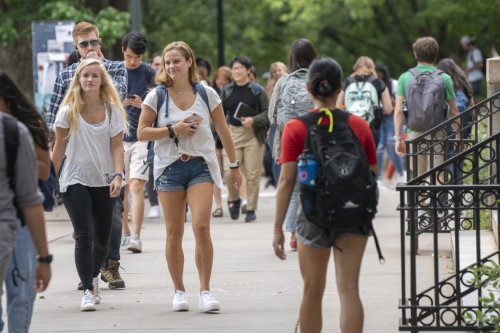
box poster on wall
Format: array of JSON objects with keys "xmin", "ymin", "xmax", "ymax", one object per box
[{"xmin": 32, "ymin": 20, "xmax": 75, "ymax": 115}]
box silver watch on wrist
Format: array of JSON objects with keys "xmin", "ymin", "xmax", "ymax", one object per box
[{"xmin": 229, "ymin": 160, "xmax": 240, "ymax": 169}]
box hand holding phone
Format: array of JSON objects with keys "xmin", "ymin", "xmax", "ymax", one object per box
[
  {"xmin": 127, "ymin": 94, "xmax": 135, "ymax": 100},
  {"xmin": 184, "ymin": 113, "xmax": 203, "ymax": 128}
]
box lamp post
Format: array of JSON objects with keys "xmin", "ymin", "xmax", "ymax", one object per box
[
  {"xmin": 130, "ymin": 0, "xmax": 141, "ymax": 32},
  {"xmin": 217, "ymin": 0, "xmax": 225, "ymax": 66}
]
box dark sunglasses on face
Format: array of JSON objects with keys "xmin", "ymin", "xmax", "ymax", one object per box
[{"xmin": 78, "ymin": 39, "xmax": 100, "ymax": 49}]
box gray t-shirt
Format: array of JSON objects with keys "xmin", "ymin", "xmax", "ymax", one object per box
[
  {"xmin": 54, "ymin": 104, "xmax": 127, "ymax": 193},
  {"xmin": 0, "ymin": 113, "xmax": 43, "ymax": 258}
]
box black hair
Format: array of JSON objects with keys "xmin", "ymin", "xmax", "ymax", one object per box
[
  {"xmin": 288, "ymin": 38, "xmax": 318, "ymax": 72},
  {"xmin": 307, "ymin": 57, "xmax": 343, "ymax": 100},
  {"xmin": 0, "ymin": 70, "xmax": 49, "ymax": 150},
  {"xmin": 375, "ymin": 63, "xmax": 393, "ymax": 95},
  {"xmin": 230, "ymin": 55, "xmax": 252, "ymax": 70},
  {"xmin": 250, "ymin": 65, "xmax": 257, "ymax": 78},
  {"xmin": 195, "ymin": 56, "xmax": 212, "ymax": 76},
  {"xmin": 67, "ymin": 50, "xmax": 80, "ymax": 67},
  {"xmin": 122, "ymin": 31, "xmax": 147, "ymax": 55}
]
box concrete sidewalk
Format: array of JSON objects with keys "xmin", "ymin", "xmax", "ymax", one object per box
[{"xmin": 21, "ymin": 186, "xmax": 416, "ymax": 332}]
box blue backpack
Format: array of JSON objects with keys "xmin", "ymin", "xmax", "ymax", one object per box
[{"xmin": 143, "ymin": 83, "xmax": 210, "ymax": 173}]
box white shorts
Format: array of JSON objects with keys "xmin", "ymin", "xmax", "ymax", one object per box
[{"xmin": 124, "ymin": 141, "xmax": 149, "ymax": 182}]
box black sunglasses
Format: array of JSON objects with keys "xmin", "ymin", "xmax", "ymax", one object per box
[{"xmin": 78, "ymin": 39, "xmax": 100, "ymax": 48}]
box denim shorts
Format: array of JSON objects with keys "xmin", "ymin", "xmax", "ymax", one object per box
[
  {"xmin": 155, "ymin": 157, "xmax": 213, "ymax": 192},
  {"xmin": 296, "ymin": 210, "xmax": 371, "ymax": 249}
]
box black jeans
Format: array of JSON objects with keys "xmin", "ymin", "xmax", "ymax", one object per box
[{"xmin": 63, "ymin": 184, "xmax": 115, "ymax": 291}]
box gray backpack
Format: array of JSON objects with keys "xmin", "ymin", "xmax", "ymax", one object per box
[
  {"xmin": 272, "ymin": 68, "xmax": 313, "ymax": 160},
  {"xmin": 405, "ymin": 67, "xmax": 446, "ymax": 132},
  {"xmin": 276, "ymin": 68, "xmax": 313, "ymax": 129}
]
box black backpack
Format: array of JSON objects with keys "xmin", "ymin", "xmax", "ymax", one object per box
[{"xmin": 298, "ymin": 108, "xmax": 383, "ymax": 261}]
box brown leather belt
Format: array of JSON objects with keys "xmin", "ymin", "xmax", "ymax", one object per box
[{"xmin": 179, "ymin": 154, "xmax": 200, "ymax": 162}]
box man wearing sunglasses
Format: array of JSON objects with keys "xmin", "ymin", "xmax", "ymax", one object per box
[
  {"xmin": 45, "ymin": 21, "xmax": 127, "ymax": 133},
  {"xmin": 44, "ymin": 21, "xmax": 128, "ymax": 293}
]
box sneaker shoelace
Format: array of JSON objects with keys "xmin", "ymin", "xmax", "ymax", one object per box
[{"xmin": 201, "ymin": 291, "xmax": 216, "ymax": 303}]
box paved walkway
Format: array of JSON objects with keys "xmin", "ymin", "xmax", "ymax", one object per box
[{"xmin": 12, "ymin": 184, "xmax": 423, "ymax": 332}]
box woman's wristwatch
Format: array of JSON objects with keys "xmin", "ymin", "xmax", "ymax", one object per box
[
  {"xmin": 229, "ymin": 160, "xmax": 240, "ymax": 169},
  {"xmin": 37, "ymin": 254, "xmax": 53, "ymax": 264},
  {"xmin": 114, "ymin": 172, "xmax": 124, "ymax": 179}
]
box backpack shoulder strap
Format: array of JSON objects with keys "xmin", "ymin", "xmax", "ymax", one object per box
[
  {"xmin": 153, "ymin": 84, "xmax": 168, "ymax": 127},
  {"xmin": 3, "ymin": 115, "xmax": 19, "ymax": 190},
  {"xmin": 223, "ymin": 82, "xmax": 235, "ymax": 99},
  {"xmin": 250, "ymin": 82, "xmax": 261, "ymax": 95},
  {"xmin": 194, "ymin": 83, "xmax": 210, "ymax": 110},
  {"xmin": 409, "ymin": 67, "xmax": 421, "ymax": 77},
  {"xmin": 3, "ymin": 115, "xmax": 23, "ymax": 222}
]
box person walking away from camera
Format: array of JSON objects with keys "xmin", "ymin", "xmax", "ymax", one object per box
[
  {"xmin": 336, "ymin": 56, "xmax": 393, "ymax": 145},
  {"xmin": 0, "ymin": 71, "xmax": 52, "ymax": 333},
  {"xmin": 394, "ymin": 37, "xmax": 458, "ymax": 180},
  {"xmin": 51, "ymin": 59, "xmax": 128, "ymax": 311},
  {"xmin": 210, "ymin": 66, "xmax": 233, "ymax": 218},
  {"xmin": 436, "ymin": 58, "xmax": 474, "ymax": 139},
  {"xmin": 45, "ymin": 21, "xmax": 128, "ymax": 292},
  {"xmin": 273, "ymin": 57, "xmax": 377, "ymax": 333},
  {"xmin": 263, "ymin": 61, "xmax": 287, "ymax": 189},
  {"xmin": 374, "ymin": 63, "xmax": 406, "ymax": 187},
  {"xmin": 137, "ymin": 41, "xmax": 242, "ymax": 312},
  {"xmin": 268, "ymin": 38, "xmax": 318, "ymax": 250},
  {"xmin": 221, "ymin": 55, "xmax": 269, "ymax": 222},
  {"xmin": 120, "ymin": 32, "xmax": 156, "ymax": 255},
  {"xmin": 460, "ymin": 35, "xmax": 484, "ymax": 98}
]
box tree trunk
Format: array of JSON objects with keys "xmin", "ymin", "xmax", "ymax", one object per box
[{"xmin": 0, "ymin": 42, "xmax": 35, "ymax": 102}]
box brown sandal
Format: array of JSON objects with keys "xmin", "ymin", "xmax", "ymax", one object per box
[{"xmin": 212, "ymin": 208, "xmax": 223, "ymax": 218}]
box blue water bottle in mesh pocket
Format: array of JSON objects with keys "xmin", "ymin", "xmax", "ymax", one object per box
[{"xmin": 297, "ymin": 151, "xmax": 317, "ymax": 187}]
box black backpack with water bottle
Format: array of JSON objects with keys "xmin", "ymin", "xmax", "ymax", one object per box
[{"xmin": 297, "ymin": 108, "xmax": 383, "ymax": 260}]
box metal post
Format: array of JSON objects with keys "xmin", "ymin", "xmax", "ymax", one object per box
[
  {"xmin": 130, "ymin": 0, "xmax": 141, "ymax": 32},
  {"xmin": 217, "ymin": 0, "xmax": 225, "ymax": 66}
]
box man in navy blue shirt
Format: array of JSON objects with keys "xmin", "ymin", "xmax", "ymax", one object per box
[{"xmin": 118, "ymin": 32, "xmax": 156, "ymax": 258}]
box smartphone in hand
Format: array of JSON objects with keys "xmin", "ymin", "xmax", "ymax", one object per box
[
  {"xmin": 126, "ymin": 94, "xmax": 135, "ymax": 99},
  {"xmin": 185, "ymin": 113, "xmax": 203, "ymax": 128}
]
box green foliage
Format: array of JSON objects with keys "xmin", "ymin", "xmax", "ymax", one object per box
[
  {"xmin": 463, "ymin": 262, "xmax": 500, "ymax": 332},
  {"xmin": 0, "ymin": 0, "xmax": 129, "ymax": 49}
]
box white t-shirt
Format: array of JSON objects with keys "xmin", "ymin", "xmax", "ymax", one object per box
[
  {"xmin": 142, "ymin": 85, "xmax": 224, "ymax": 189},
  {"xmin": 54, "ymin": 104, "xmax": 127, "ymax": 192},
  {"xmin": 466, "ymin": 48, "xmax": 484, "ymax": 82}
]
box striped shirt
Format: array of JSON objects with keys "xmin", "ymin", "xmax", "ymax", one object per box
[{"xmin": 45, "ymin": 59, "xmax": 127, "ymax": 133}]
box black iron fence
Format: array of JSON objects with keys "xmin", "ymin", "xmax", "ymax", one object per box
[{"xmin": 397, "ymin": 92, "xmax": 500, "ymax": 332}]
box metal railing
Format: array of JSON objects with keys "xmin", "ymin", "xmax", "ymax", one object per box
[{"xmin": 397, "ymin": 92, "xmax": 500, "ymax": 332}]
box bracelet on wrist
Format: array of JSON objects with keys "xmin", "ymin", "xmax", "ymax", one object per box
[
  {"xmin": 274, "ymin": 227, "xmax": 283, "ymax": 235},
  {"xmin": 394, "ymin": 135, "xmax": 402, "ymax": 141}
]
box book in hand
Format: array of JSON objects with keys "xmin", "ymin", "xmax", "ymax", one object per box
[{"xmin": 234, "ymin": 102, "xmax": 258, "ymax": 121}]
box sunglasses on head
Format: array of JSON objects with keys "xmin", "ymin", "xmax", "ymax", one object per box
[{"xmin": 78, "ymin": 39, "xmax": 100, "ymax": 49}]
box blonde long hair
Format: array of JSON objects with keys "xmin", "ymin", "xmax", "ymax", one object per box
[
  {"xmin": 60, "ymin": 58, "xmax": 128, "ymax": 134},
  {"xmin": 351, "ymin": 56, "xmax": 378, "ymax": 78},
  {"xmin": 266, "ymin": 61, "xmax": 287, "ymax": 97},
  {"xmin": 155, "ymin": 41, "xmax": 199, "ymax": 87}
]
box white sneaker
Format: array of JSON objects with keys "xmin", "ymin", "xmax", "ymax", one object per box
[
  {"xmin": 80, "ymin": 289, "xmax": 96, "ymax": 311},
  {"xmin": 199, "ymin": 290, "xmax": 220, "ymax": 312},
  {"xmin": 93, "ymin": 277, "xmax": 101, "ymax": 304},
  {"xmin": 172, "ymin": 290, "xmax": 189, "ymax": 311},
  {"xmin": 147, "ymin": 205, "xmax": 160, "ymax": 218},
  {"xmin": 396, "ymin": 172, "xmax": 407, "ymax": 185},
  {"xmin": 127, "ymin": 235, "xmax": 142, "ymax": 253},
  {"xmin": 120, "ymin": 235, "xmax": 130, "ymax": 249}
]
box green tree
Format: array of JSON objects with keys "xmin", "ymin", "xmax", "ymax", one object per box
[{"xmin": 0, "ymin": 0, "xmax": 129, "ymax": 95}]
